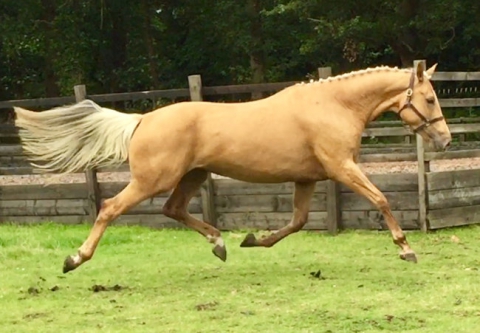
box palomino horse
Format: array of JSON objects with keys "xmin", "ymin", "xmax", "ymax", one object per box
[{"xmin": 14, "ymin": 62, "xmax": 451, "ymax": 274}]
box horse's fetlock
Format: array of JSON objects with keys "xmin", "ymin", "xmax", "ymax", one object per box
[{"xmin": 393, "ymin": 234, "xmax": 407, "ymax": 246}]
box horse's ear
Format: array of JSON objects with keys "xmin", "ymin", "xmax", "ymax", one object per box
[
  {"xmin": 425, "ymin": 63, "xmax": 438, "ymax": 78},
  {"xmin": 416, "ymin": 61, "xmax": 426, "ymax": 82}
]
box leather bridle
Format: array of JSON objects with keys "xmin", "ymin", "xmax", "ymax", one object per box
[{"xmin": 397, "ymin": 69, "xmax": 444, "ymax": 133}]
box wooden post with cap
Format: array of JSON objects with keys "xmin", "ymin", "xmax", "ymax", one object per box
[
  {"xmin": 188, "ymin": 75, "xmax": 217, "ymax": 227},
  {"xmin": 413, "ymin": 59, "xmax": 430, "ymax": 232},
  {"xmin": 318, "ymin": 67, "xmax": 341, "ymax": 235},
  {"xmin": 74, "ymin": 85, "xmax": 101, "ymax": 222}
]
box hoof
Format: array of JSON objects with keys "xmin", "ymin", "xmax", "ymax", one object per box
[
  {"xmin": 63, "ymin": 255, "xmax": 77, "ymax": 274},
  {"xmin": 400, "ymin": 252, "xmax": 418, "ymax": 263},
  {"xmin": 212, "ymin": 245, "xmax": 227, "ymax": 262},
  {"xmin": 240, "ymin": 233, "xmax": 258, "ymax": 247}
]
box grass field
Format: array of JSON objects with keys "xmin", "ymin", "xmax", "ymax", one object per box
[{"xmin": 1, "ymin": 223, "xmax": 480, "ymax": 333}]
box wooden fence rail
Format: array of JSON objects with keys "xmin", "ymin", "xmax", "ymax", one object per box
[
  {"xmin": 1, "ymin": 59, "xmax": 480, "ymax": 233},
  {"xmin": 1, "ymin": 170, "xmax": 473, "ymax": 232}
]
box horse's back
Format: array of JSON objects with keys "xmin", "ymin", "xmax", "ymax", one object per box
[{"xmin": 128, "ymin": 94, "xmax": 335, "ymax": 183}]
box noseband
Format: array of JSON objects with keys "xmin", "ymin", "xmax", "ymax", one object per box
[{"xmin": 397, "ymin": 70, "xmax": 444, "ymax": 133}]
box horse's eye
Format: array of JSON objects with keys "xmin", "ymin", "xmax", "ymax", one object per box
[{"xmin": 426, "ymin": 97, "xmax": 435, "ymax": 104}]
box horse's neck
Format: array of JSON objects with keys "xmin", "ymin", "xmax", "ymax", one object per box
[{"xmin": 331, "ymin": 70, "xmax": 411, "ymax": 125}]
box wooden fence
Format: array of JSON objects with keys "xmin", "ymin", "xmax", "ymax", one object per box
[
  {"xmin": 0, "ymin": 174, "xmax": 419, "ymax": 230},
  {"xmin": 1, "ymin": 60, "xmax": 480, "ymax": 232}
]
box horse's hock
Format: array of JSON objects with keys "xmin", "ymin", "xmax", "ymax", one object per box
[{"xmin": 1, "ymin": 61, "xmax": 480, "ymax": 232}]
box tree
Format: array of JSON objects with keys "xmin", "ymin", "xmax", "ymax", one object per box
[{"xmin": 0, "ymin": 0, "xmax": 478, "ymax": 102}]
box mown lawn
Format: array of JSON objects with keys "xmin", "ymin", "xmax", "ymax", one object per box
[{"xmin": 1, "ymin": 223, "xmax": 480, "ymax": 333}]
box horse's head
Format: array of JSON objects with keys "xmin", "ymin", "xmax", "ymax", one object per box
[{"xmin": 397, "ymin": 62, "xmax": 451, "ymax": 151}]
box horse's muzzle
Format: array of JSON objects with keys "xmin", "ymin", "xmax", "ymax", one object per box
[{"xmin": 433, "ymin": 136, "xmax": 451, "ymax": 152}]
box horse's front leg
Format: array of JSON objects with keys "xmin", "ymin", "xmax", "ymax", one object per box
[
  {"xmin": 333, "ymin": 160, "xmax": 417, "ymax": 262},
  {"xmin": 240, "ymin": 181, "xmax": 316, "ymax": 248}
]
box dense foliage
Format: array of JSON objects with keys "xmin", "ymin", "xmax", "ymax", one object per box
[{"xmin": 0, "ymin": 0, "xmax": 478, "ymax": 100}]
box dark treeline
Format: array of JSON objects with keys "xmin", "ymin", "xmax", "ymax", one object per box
[{"xmin": 0, "ymin": 0, "xmax": 479, "ymax": 100}]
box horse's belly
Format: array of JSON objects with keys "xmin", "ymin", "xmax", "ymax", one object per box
[
  {"xmin": 204, "ymin": 153, "xmax": 327, "ymax": 183},
  {"xmin": 211, "ymin": 169, "xmax": 325, "ymax": 183}
]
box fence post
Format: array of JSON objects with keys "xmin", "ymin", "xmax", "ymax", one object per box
[
  {"xmin": 318, "ymin": 67, "xmax": 332, "ymax": 81},
  {"xmin": 74, "ymin": 85, "xmax": 101, "ymax": 222},
  {"xmin": 188, "ymin": 75, "xmax": 217, "ymax": 227},
  {"xmin": 413, "ymin": 60, "xmax": 430, "ymax": 232},
  {"xmin": 318, "ymin": 67, "xmax": 341, "ymax": 235}
]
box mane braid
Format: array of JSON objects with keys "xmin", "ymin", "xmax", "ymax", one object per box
[{"xmin": 297, "ymin": 66, "xmax": 410, "ymax": 85}]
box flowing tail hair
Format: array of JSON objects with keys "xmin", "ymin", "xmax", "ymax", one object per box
[{"xmin": 14, "ymin": 99, "xmax": 143, "ymax": 175}]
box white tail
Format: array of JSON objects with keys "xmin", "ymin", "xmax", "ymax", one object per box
[{"xmin": 14, "ymin": 99, "xmax": 143, "ymax": 175}]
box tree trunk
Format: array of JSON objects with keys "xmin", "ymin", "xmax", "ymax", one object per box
[
  {"xmin": 108, "ymin": 6, "xmax": 127, "ymax": 91},
  {"xmin": 392, "ymin": 0, "xmax": 421, "ymax": 67},
  {"xmin": 247, "ymin": 0, "xmax": 266, "ymax": 100},
  {"xmin": 40, "ymin": 0, "xmax": 60, "ymax": 97},
  {"xmin": 140, "ymin": 0, "xmax": 160, "ymax": 89},
  {"xmin": 391, "ymin": 40, "xmax": 416, "ymax": 67},
  {"xmin": 107, "ymin": 3, "xmax": 128, "ymax": 109}
]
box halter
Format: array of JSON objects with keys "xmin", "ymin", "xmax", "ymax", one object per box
[{"xmin": 397, "ymin": 69, "xmax": 444, "ymax": 133}]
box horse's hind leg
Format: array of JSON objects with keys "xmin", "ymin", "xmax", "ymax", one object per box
[
  {"xmin": 162, "ymin": 168, "xmax": 226, "ymax": 261},
  {"xmin": 333, "ymin": 160, "xmax": 416, "ymax": 263},
  {"xmin": 240, "ymin": 181, "xmax": 316, "ymax": 248},
  {"xmin": 63, "ymin": 176, "xmax": 178, "ymax": 273}
]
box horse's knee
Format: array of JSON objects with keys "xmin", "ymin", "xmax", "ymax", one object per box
[{"xmin": 375, "ymin": 196, "xmax": 390, "ymax": 213}]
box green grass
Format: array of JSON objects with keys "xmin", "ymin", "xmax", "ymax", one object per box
[{"xmin": 1, "ymin": 223, "xmax": 480, "ymax": 332}]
